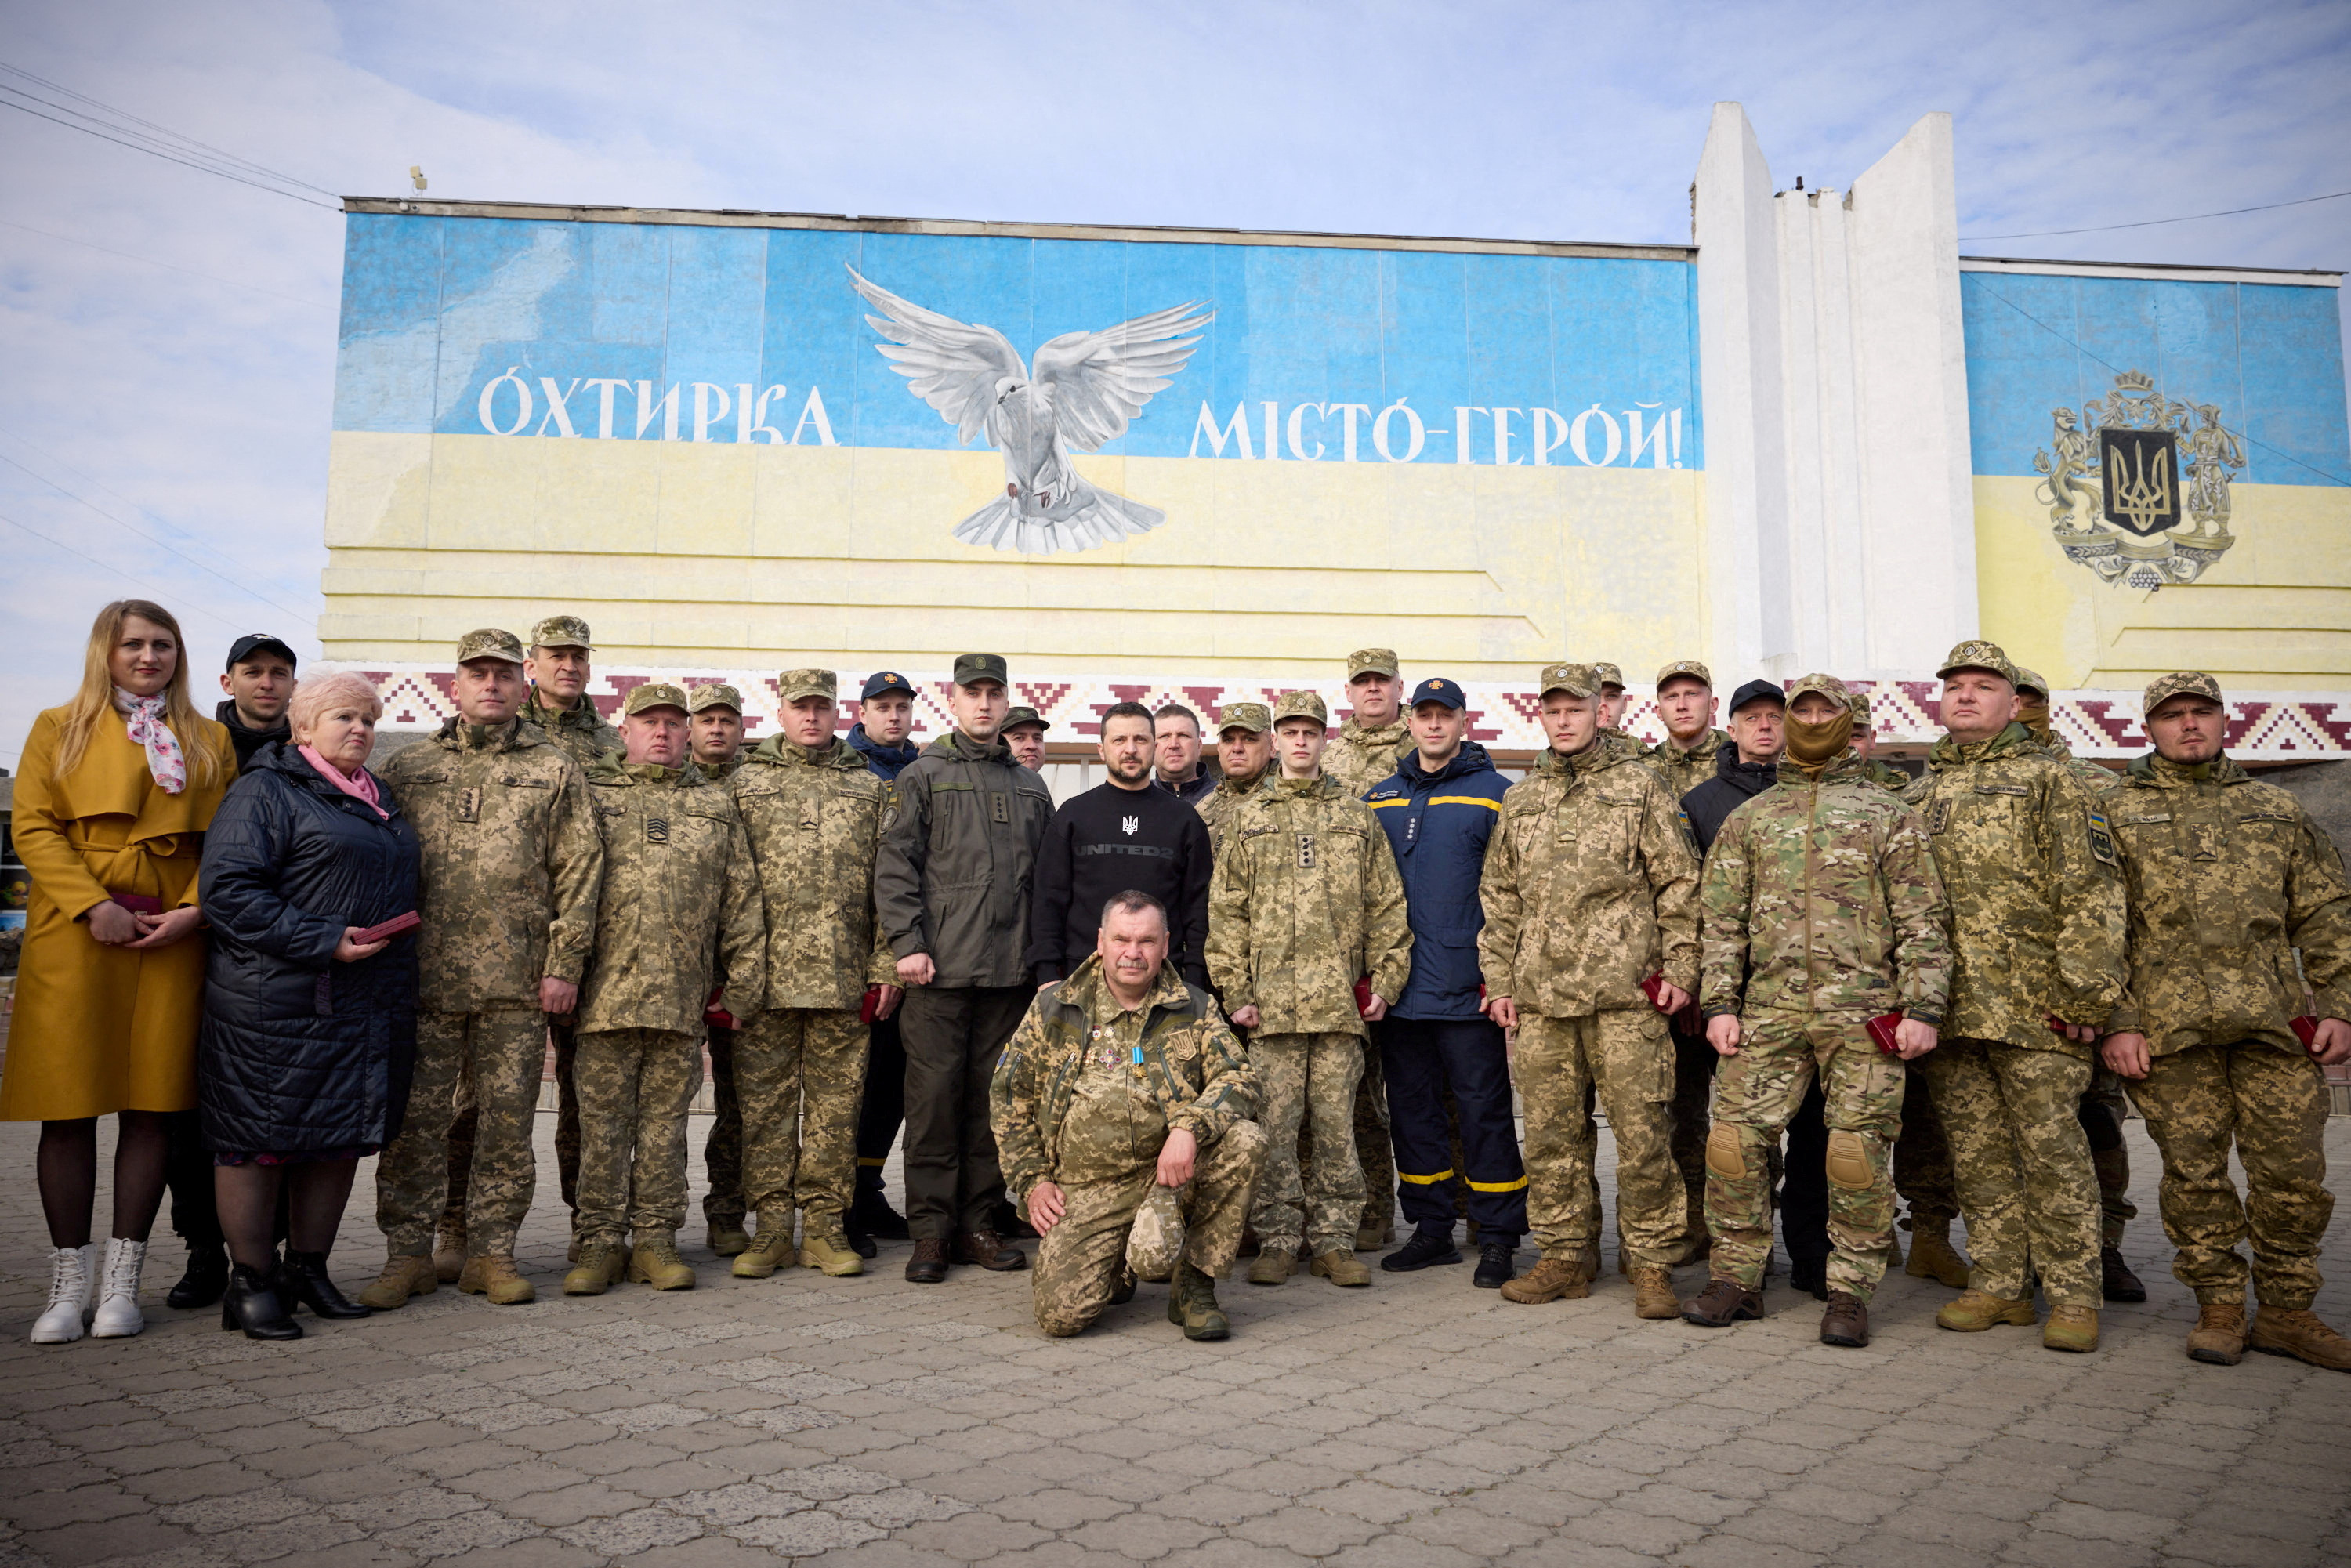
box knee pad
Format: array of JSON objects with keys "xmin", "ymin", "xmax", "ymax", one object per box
[
  {"xmin": 1825, "ymin": 1131, "xmax": 1875, "ymax": 1191},
  {"xmin": 1705, "ymin": 1122, "xmax": 1747, "ymax": 1182}
]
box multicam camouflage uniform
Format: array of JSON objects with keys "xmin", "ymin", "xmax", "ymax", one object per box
[
  {"xmin": 727, "ymin": 686, "xmax": 897, "ymax": 1248},
  {"xmin": 1206, "ymin": 721, "xmax": 1411, "ymax": 1262},
  {"xmin": 375, "ymin": 659, "xmax": 603, "ymax": 1266},
  {"xmin": 1903, "ymin": 643, "xmax": 2126, "ymax": 1309},
  {"xmin": 2104, "ymin": 678, "xmax": 2349, "ymax": 1311},
  {"xmin": 572, "ymin": 719, "xmax": 766, "ymax": 1252},
  {"xmin": 991, "ymin": 954, "xmax": 1266, "ymax": 1335},
  {"xmin": 1478, "ymin": 671, "xmax": 1702, "ymax": 1273},
  {"xmin": 1697, "ymin": 678, "xmax": 1951, "ymax": 1303}
]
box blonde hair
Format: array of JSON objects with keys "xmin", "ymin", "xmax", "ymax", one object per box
[
  {"xmin": 53, "ymin": 600, "xmax": 224, "ymax": 789},
  {"xmin": 288, "ymin": 671, "xmax": 383, "ymax": 741}
]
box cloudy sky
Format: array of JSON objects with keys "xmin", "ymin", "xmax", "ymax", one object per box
[{"xmin": 2, "ymin": 0, "xmax": 2346, "ymax": 764}]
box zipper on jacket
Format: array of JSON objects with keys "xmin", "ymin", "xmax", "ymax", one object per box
[{"xmin": 1802, "ymin": 779, "xmax": 1821, "ymax": 1004}]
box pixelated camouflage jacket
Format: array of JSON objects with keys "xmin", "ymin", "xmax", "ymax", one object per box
[
  {"xmin": 2105, "ymin": 752, "xmax": 2351, "ymax": 1054},
  {"xmin": 521, "ymin": 690, "xmax": 623, "ymax": 770},
  {"xmin": 1641, "ymin": 727, "xmax": 1733, "ymax": 806},
  {"xmin": 1698, "ymin": 750, "xmax": 1951, "ymax": 1023},
  {"xmin": 1902, "ymin": 721, "xmax": 2125, "ymax": 1050},
  {"xmin": 1857, "ymin": 757, "xmax": 1912, "ymax": 795},
  {"xmin": 990, "ymin": 953, "xmax": 1259, "ymax": 1198},
  {"xmin": 379, "ymin": 717, "xmax": 603, "ymax": 1011},
  {"xmin": 694, "ymin": 757, "xmax": 741, "ymax": 784},
  {"xmin": 1324, "ymin": 717, "xmax": 1412, "ymax": 798},
  {"xmin": 728, "ymin": 735, "xmax": 895, "ymax": 1011},
  {"xmin": 574, "ymin": 756, "xmax": 766, "ymax": 1032},
  {"xmin": 1205, "ymin": 773, "xmax": 1412, "ymax": 1035},
  {"xmin": 1197, "ymin": 770, "xmax": 1274, "ymax": 860},
  {"xmin": 1479, "ymin": 733, "xmax": 1701, "ymax": 1017},
  {"xmin": 873, "ymin": 730, "xmax": 1056, "ymax": 987},
  {"xmin": 2039, "ymin": 734, "xmax": 2121, "ymax": 797}
]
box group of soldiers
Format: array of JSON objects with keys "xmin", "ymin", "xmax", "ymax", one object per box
[{"xmin": 347, "ymin": 617, "xmax": 2350, "ymax": 1372}]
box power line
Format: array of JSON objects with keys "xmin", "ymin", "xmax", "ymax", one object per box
[
  {"xmin": 1962, "ymin": 188, "xmax": 2351, "ymax": 242},
  {"xmin": 0, "ymin": 60, "xmax": 341, "ymax": 197},
  {"xmin": 0, "ymin": 216, "xmax": 335, "ymax": 310},
  {"xmin": 0, "ymin": 509, "xmax": 255, "ymax": 638}
]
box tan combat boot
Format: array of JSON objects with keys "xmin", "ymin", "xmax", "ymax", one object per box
[
  {"xmin": 2248, "ymin": 1306, "xmax": 2351, "ymax": 1371},
  {"xmin": 707, "ymin": 1219, "xmax": 752, "ymax": 1257},
  {"xmin": 457, "ymin": 1254, "xmax": 536, "ymax": 1305},
  {"xmin": 627, "ymin": 1233, "xmax": 696, "ymax": 1291},
  {"xmin": 2044, "ymin": 1305, "xmax": 2099, "ymax": 1353},
  {"xmin": 799, "ymin": 1229, "xmax": 865, "ymax": 1278},
  {"xmin": 1247, "ymin": 1248, "xmax": 1295, "ymax": 1286},
  {"xmin": 1500, "ymin": 1255, "xmax": 1592, "ymax": 1304},
  {"xmin": 1904, "ymin": 1221, "xmax": 1972, "ymax": 1289},
  {"xmin": 357, "ymin": 1253, "xmax": 437, "ymax": 1311},
  {"xmin": 1354, "ymin": 1219, "xmax": 1393, "ymax": 1251},
  {"xmin": 432, "ymin": 1223, "xmax": 467, "ymax": 1284},
  {"xmin": 2186, "ymin": 1297, "xmax": 2247, "ymax": 1366},
  {"xmin": 1311, "ymin": 1249, "xmax": 1371, "ymax": 1287},
  {"xmin": 1628, "ymin": 1265, "xmax": 1679, "ymax": 1320},
  {"xmin": 1936, "ymin": 1287, "xmax": 2036, "ymax": 1332},
  {"xmin": 731, "ymin": 1221, "xmax": 795, "ymax": 1280},
  {"xmin": 563, "ymin": 1239, "xmax": 625, "ymax": 1297}
]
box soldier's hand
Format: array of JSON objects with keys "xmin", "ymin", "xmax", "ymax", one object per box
[
  {"xmin": 1360, "ymin": 992, "xmax": 1389, "ymax": 1022},
  {"xmin": 1229, "ymin": 1004, "xmax": 1260, "ymax": 1029},
  {"xmin": 1893, "ymin": 1018, "xmax": 1939, "ymax": 1060},
  {"xmin": 2309, "ymin": 1018, "xmax": 2351, "ymax": 1066},
  {"xmin": 2100, "ymin": 1031, "xmax": 2152, "ymax": 1080},
  {"xmin": 333, "ymin": 927, "xmax": 390, "ymax": 963},
  {"xmin": 1483, "ymin": 995, "xmax": 1517, "ymax": 1030},
  {"xmin": 1651, "ymin": 980, "xmax": 1690, "ymax": 1016},
  {"xmin": 897, "ymin": 952, "xmax": 936, "ymax": 987},
  {"xmin": 1027, "ymin": 1181, "xmax": 1066, "ymax": 1233},
  {"xmin": 872, "ymin": 983, "xmax": 904, "ymax": 1022},
  {"xmin": 538, "ymin": 976, "xmax": 579, "ymax": 1016},
  {"xmin": 1156, "ymin": 1128, "xmax": 1198, "ymax": 1188},
  {"xmin": 1706, "ymin": 1014, "xmax": 1741, "ymax": 1057}
]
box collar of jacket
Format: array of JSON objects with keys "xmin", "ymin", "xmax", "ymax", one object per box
[
  {"xmin": 524, "ymin": 690, "xmax": 601, "ymax": 731},
  {"xmin": 258, "ymin": 739, "xmax": 404, "ymax": 817},
  {"xmin": 1708, "ymin": 746, "xmax": 1781, "ymax": 796},
  {"xmin": 1271, "ymin": 773, "xmax": 1340, "ymax": 799},
  {"xmin": 213, "ymin": 697, "xmax": 290, "ymax": 748},
  {"xmin": 745, "ymin": 733, "xmax": 864, "ymax": 773},
  {"xmin": 1398, "ymin": 741, "xmax": 1496, "ymax": 788},
  {"xmin": 438, "ymin": 715, "xmax": 532, "ymax": 753},
  {"xmin": 1533, "ymin": 736, "xmax": 1625, "ymax": 780},
  {"xmin": 1339, "ymin": 716, "xmax": 1408, "ymax": 748},
  {"xmin": 1053, "ymin": 950, "xmax": 1192, "ymax": 1027},
  {"xmin": 1651, "ymin": 726, "xmax": 1731, "ymax": 764},
  {"xmin": 1772, "ymin": 748, "xmax": 1870, "ymax": 789},
  {"xmin": 1212, "ymin": 771, "xmax": 1271, "ymax": 801},
  {"xmin": 2128, "ymin": 751, "xmax": 2247, "ymax": 788},
  {"xmin": 1927, "ymin": 719, "xmax": 2037, "ymax": 772},
  {"xmin": 694, "ymin": 758, "xmax": 739, "ymax": 781},
  {"xmin": 589, "ymin": 755, "xmax": 693, "ymax": 786},
  {"xmin": 928, "ymin": 730, "xmax": 1012, "ymax": 766},
  {"xmin": 846, "ymin": 724, "xmax": 919, "ymax": 767}
]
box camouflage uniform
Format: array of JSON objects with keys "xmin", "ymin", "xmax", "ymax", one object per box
[
  {"xmin": 1903, "ymin": 645, "xmax": 2126, "ymax": 1309},
  {"xmin": 1478, "ymin": 679, "xmax": 1701, "ymax": 1270},
  {"xmin": 1642, "ymin": 728, "xmax": 1734, "ymax": 809},
  {"xmin": 1697, "ymin": 681, "xmax": 1951, "ymax": 1303},
  {"xmin": 991, "ymin": 954, "xmax": 1266, "ymax": 1335},
  {"xmin": 1324, "ymin": 686, "xmax": 1411, "ymax": 1236},
  {"xmin": 728, "ymin": 699, "xmax": 897, "ymax": 1240},
  {"xmin": 376, "ymin": 686, "xmax": 602, "ymax": 1263},
  {"xmin": 572, "ymin": 723, "xmax": 766, "ymax": 1251},
  {"xmin": 685, "ymin": 684, "xmax": 748, "ymax": 1233},
  {"xmin": 1206, "ymin": 746, "xmax": 1411, "ymax": 1260},
  {"xmin": 1198, "ymin": 773, "xmax": 1274, "ymax": 863},
  {"xmin": 2104, "ymin": 700, "xmax": 2349, "ymax": 1309}
]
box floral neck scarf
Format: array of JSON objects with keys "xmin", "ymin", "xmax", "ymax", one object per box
[{"xmin": 113, "ymin": 689, "xmax": 187, "ymax": 795}]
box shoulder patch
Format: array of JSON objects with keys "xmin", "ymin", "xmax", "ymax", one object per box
[{"xmin": 2085, "ymin": 806, "xmax": 2117, "ymax": 867}]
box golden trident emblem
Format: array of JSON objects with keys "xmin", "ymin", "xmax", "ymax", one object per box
[{"xmin": 2105, "ymin": 438, "xmax": 2174, "ymax": 534}]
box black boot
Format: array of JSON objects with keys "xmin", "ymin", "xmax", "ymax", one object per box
[
  {"xmin": 1381, "ymin": 1225, "xmax": 1463, "ymax": 1273},
  {"xmin": 277, "ymin": 1250, "xmax": 371, "ymax": 1319},
  {"xmin": 1473, "ymin": 1240, "xmax": 1519, "ymax": 1290},
  {"xmin": 849, "ymin": 1187, "xmax": 910, "ymax": 1242},
  {"xmin": 220, "ymin": 1262, "xmax": 302, "ymax": 1341},
  {"xmin": 167, "ymin": 1240, "xmax": 230, "ymax": 1309},
  {"xmin": 2101, "ymin": 1246, "xmax": 2147, "ymax": 1303},
  {"xmin": 1788, "ymin": 1255, "xmax": 1829, "ymax": 1301}
]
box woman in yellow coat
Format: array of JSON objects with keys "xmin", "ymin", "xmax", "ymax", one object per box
[{"xmin": 4, "ymin": 600, "xmax": 231, "ymax": 1343}]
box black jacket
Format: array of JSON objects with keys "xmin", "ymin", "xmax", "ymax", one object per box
[
  {"xmin": 1364, "ymin": 743, "xmax": 1510, "ymax": 1019},
  {"xmin": 196, "ymin": 743, "xmax": 422, "ymax": 1154},
  {"xmin": 1156, "ymin": 771, "xmax": 1218, "ymax": 806},
  {"xmin": 1681, "ymin": 749, "xmax": 1783, "ymax": 856},
  {"xmin": 1026, "ymin": 780, "xmax": 1215, "ymax": 987},
  {"xmin": 215, "ymin": 698, "xmax": 291, "ymax": 773},
  {"xmin": 848, "ymin": 723, "xmax": 920, "ymax": 780}
]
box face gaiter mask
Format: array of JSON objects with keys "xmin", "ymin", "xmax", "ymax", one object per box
[{"xmin": 1784, "ymin": 708, "xmax": 1853, "ymax": 780}]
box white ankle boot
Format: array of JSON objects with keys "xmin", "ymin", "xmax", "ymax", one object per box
[
  {"xmin": 31, "ymin": 1244, "xmax": 97, "ymax": 1344},
  {"xmin": 90, "ymin": 1237, "xmax": 148, "ymax": 1338}
]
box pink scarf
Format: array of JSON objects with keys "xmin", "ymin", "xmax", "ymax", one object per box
[
  {"xmin": 112, "ymin": 689, "xmax": 187, "ymax": 795},
  {"xmin": 300, "ymin": 744, "xmax": 387, "ymax": 818}
]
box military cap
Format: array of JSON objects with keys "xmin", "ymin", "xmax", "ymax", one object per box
[
  {"xmin": 1785, "ymin": 672, "xmax": 1853, "ymax": 707},
  {"xmin": 1538, "ymin": 661, "xmax": 1600, "ymax": 699},
  {"xmin": 1346, "ymin": 647, "xmax": 1400, "ymax": 679},
  {"xmin": 2011, "ymin": 666, "xmax": 2050, "ymax": 699},
  {"xmin": 776, "ymin": 669, "xmax": 836, "ymax": 703},
  {"xmin": 455, "ymin": 628, "xmax": 526, "ymax": 666},
  {"xmin": 1592, "ymin": 662, "xmax": 1626, "ymax": 691},
  {"xmin": 1846, "ymin": 688, "xmax": 1873, "ymax": 723},
  {"xmin": 1936, "ymin": 639, "xmax": 2016, "ymax": 683},
  {"xmin": 1217, "ymin": 701, "xmax": 1272, "ymax": 735},
  {"xmin": 1408, "ymin": 677, "xmax": 1465, "ymax": 712},
  {"xmin": 952, "ymin": 653, "xmax": 1009, "ymax": 688},
  {"xmin": 2143, "ymin": 671, "xmax": 2225, "ymax": 714},
  {"xmin": 1002, "ymin": 705, "xmax": 1049, "ymax": 733},
  {"xmin": 1272, "ymin": 690, "xmax": 1330, "ymax": 727},
  {"xmin": 860, "ymin": 670, "xmax": 915, "ymax": 702},
  {"xmin": 1727, "ymin": 677, "xmax": 1785, "ymax": 715},
  {"xmin": 688, "ymin": 681, "xmax": 744, "ymax": 714},
  {"xmin": 622, "ymin": 682, "xmax": 691, "ymax": 717},
  {"xmin": 1655, "ymin": 659, "xmax": 1712, "ymax": 689},
  {"xmin": 531, "ymin": 614, "xmax": 594, "ymax": 652}
]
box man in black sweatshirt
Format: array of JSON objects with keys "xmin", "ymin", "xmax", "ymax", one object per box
[{"xmin": 1028, "ymin": 702, "xmax": 1214, "ymax": 989}]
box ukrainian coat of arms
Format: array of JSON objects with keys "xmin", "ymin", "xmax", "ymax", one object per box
[{"xmin": 2033, "ymin": 369, "xmax": 2244, "ymax": 589}]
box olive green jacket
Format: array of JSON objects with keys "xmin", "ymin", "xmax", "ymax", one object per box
[{"xmin": 874, "ymin": 730, "xmax": 1056, "ymax": 988}]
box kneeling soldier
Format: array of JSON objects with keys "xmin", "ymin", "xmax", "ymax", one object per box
[
  {"xmin": 1679, "ymin": 675, "xmax": 1951, "ymax": 1346},
  {"xmin": 563, "ymin": 684, "xmax": 766, "ymax": 1295},
  {"xmin": 2100, "ymin": 672, "xmax": 2351, "ymax": 1370},
  {"xmin": 993, "ymin": 891, "xmax": 1266, "ymax": 1339}
]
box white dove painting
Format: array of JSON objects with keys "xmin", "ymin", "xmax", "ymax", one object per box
[{"xmin": 847, "ymin": 266, "xmax": 1213, "ymax": 555}]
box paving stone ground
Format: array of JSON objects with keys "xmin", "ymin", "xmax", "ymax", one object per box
[{"xmin": 2, "ymin": 1114, "xmax": 2348, "ymax": 1568}]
